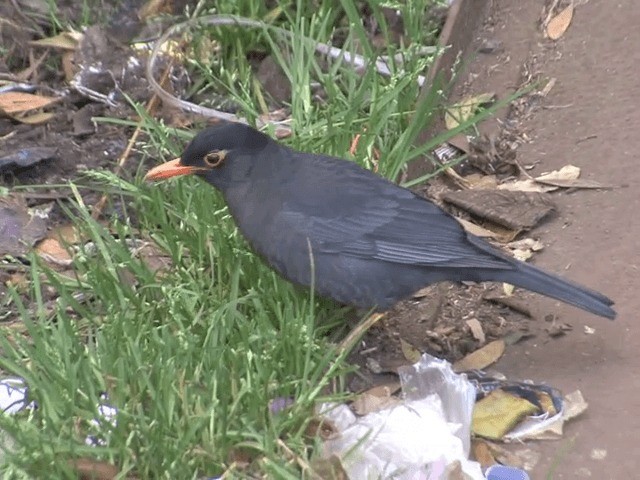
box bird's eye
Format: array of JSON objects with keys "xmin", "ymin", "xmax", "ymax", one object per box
[{"xmin": 203, "ymin": 150, "xmax": 226, "ymax": 167}]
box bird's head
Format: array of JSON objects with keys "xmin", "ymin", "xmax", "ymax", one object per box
[{"xmin": 144, "ymin": 122, "xmax": 272, "ymax": 189}]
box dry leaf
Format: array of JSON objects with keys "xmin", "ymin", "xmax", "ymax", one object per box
[
  {"xmin": 535, "ymin": 164, "xmax": 580, "ymax": 183},
  {"xmin": 51, "ymin": 224, "xmax": 83, "ymax": 244},
  {"xmin": 472, "ymin": 440, "xmax": 496, "ymax": 468},
  {"xmin": 30, "ymin": 31, "xmax": 82, "ymax": 50},
  {"xmin": 399, "ymin": 338, "xmax": 422, "ymax": 364},
  {"xmin": 62, "ymin": 51, "xmax": 78, "ymax": 82},
  {"xmin": 12, "ymin": 111, "xmax": 55, "ymax": 125},
  {"xmin": 36, "ymin": 238, "xmax": 73, "ymax": 266},
  {"xmin": 507, "ymin": 238, "xmax": 544, "ymax": 252},
  {"xmin": 464, "ymin": 173, "xmax": 499, "ymax": 190},
  {"xmin": 511, "ymin": 248, "xmax": 533, "ymax": 262},
  {"xmin": 453, "ymin": 339, "xmax": 505, "ymax": 372},
  {"xmin": 546, "ymin": 4, "xmax": 574, "ymax": 40},
  {"xmin": 465, "ymin": 318, "xmax": 486, "ymax": 344},
  {"xmin": 498, "ymin": 179, "xmax": 554, "ymax": 193},
  {"xmin": 457, "ymin": 218, "xmax": 495, "ymax": 238},
  {"xmin": 535, "ymin": 165, "xmax": 605, "ymax": 189},
  {"xmin": 445, "ymin": 92, "xmax": 496, "ymax": 130},
  {"xmin": 503, "ymin": 283, "xmax": 515, "ymax": 296},
  {"xmin": 0, "ymin": 92, "xmax": 59, "ymax": 115}
]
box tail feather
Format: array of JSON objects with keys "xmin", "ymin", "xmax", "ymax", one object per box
[{"xmin": 492, "ymin": 261, "xmax": 616, "ymax": 319}]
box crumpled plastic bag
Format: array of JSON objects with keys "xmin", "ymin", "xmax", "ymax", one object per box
[{"xmin": 322, "ymin": 354, "xmax": 483, "ymax": 479}]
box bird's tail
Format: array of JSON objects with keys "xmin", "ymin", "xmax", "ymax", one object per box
[{"xmin": 492, "ymin": 261, "xmax": 616, "ymax": 319}]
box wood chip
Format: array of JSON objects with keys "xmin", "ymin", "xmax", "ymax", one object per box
[
  {"xmin": 453, "ymin": 339, "xmax": 505, "ymax": 372},
  {"xmin": 465, "ymin": 318, "xmax": 486, "ymax": 344}
]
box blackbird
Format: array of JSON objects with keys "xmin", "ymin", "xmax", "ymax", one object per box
[{"xmin": 145, "ymin": 123, "xmax": 616, "ymax": 319}]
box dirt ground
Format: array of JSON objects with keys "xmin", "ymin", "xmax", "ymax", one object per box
[
  {"xmin": 358, "ymin": 1, "xmax": 640, "ymax": 477},
  {"xmin": 464, "ymin": 1, "xmax": 639, "ymax": 477}
]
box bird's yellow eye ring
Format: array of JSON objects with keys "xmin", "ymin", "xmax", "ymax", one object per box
[{"xmin": 203, "ymin": 150, "xmax": 226, "ymax": 167}]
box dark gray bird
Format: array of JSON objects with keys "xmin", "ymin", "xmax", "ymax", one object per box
[{"xmin": 145, "ymin": 123, "xmax": 616, "ymax": 319}]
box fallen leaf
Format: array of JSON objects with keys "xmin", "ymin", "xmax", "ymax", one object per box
[
  {"xmin": 30, "ymin": 31, "xmax": 83, "ymax": 50},
  {"xmin": 453, "ymin": 339, "xmax": 505, "ymax": 372},
  {"xmin": 51, "ymin": 224, "xmax": 83, "ymax": 244},
  {"xmin": 464, "ymin": 173, "xmax": 499, "ymax": 190},
  {"xmin": 546, "ymin": 4, "xmax": 574, "ymax": 40},
  {"xmin": 511, "ymin": 248, "xmax": 533, "ymax": 262},
  {"xmin": 456, "ymin": 218, "xmax": 495, "ymax": 238},
  {"xmin": 466, "ymin": 318, "xmax": 486, "ymax": 344},
  {"xmin": 503, "ymin": 283, "xmax": 515, "ymax": 296},
  {"xmin": 12, "ymin": 111, "xmax": 55, "ymax": 125},
  {"xmin": 0, "ymin": 92, "xmax": 59, "ymax": 114},
  {"xmin": 507, "ymin": 238, "xmax": 544, "ymax": 252},
  {"xmin": 484, "ymin": 296, "xmax": 533, "ymax": 318},
  {"xmin": 472, "ymin": 440, "xmax": 496, "ymax": 468},
  {"xmin": 485, "ymin": 442, "xmax": 522, "ymax": 467},
  {"xmin": 498, "ymin": 179, "xmax": 554, "ymax": 193},
  {"xmin": 535, "ymin": 164, "xmax": 580, "ymax": 183},
  {"xmin": 36, "ymin": 238, "xmax": 73, "ymax": 266},
  {"xmin": 445, "ymin": 92, "xmax": 496, "ymax": 130},
  {"xmin": 62, "ymin": 51, "xmax": 77, "ymax": 82},
  {"xmin": 536, "ymin": 166, "xmax": 606, "ymax": 189},
  {"xmin": 400, "ymin": 338, "xmax": 422, "ymax": 364}
]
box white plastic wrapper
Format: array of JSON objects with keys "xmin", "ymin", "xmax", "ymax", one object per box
[
  {"xmin": 322, "ymin": 354, "xmax": 483, "ymax": 480},
  {"xmin": 0, "ymin": 377, "xmax": 33, "ymax": 414},
  {"xmin": 0, "ymin": 377, "xmax": 117, "ymax": 446}
]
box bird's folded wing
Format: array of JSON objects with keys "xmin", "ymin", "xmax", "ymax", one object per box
[{"xmin": 280, "ymin": 192, "xmax": 510, "ymax": 269}]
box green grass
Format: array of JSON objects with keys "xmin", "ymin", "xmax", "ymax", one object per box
[{"xmin": 0, "ymin": 0, "xmax": 489, "ymax": 477}]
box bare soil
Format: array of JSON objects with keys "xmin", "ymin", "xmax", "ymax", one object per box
[
  {"xmin": 355, "ymin": 1, "xmax": 639, "ymax": 477},
  {"xmin": 411, "ymin": 1, "xmax": 638, "ymax": 477},
  {"xmin": 486, "ymin": 1, "xmax": 640, "ymax": 477}
]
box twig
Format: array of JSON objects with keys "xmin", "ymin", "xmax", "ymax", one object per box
[
  {"xmin": 276, "ymin": 439, "xmax": 323, "ymax": 480},
  {"xmin": 146, "ymin": 14, "xmax": 430, "ymax": 130},
  {"xmin": 337, "ymin": 313, "xmax": 385, "ymax": 355}
]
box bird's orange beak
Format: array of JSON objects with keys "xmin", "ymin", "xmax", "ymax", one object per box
[{"xmin": 144, "ymin": 158, "xmax": 207, "ymax": 181}]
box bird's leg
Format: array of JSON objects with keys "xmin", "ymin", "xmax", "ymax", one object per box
[{"xmin": 337, "ymin": 312, "xmax": 386, "ymax": 355}]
